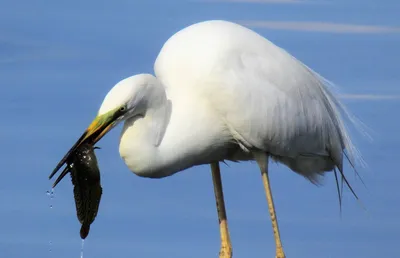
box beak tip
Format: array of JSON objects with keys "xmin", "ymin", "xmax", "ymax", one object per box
[{"xmin": 50, "ymin": 114, "xmax": 112, "ymax": 186}]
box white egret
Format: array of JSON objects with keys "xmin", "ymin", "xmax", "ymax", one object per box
[{"xmin": 49, "ymin": 20, "xmax": 360, "ymax": 258}]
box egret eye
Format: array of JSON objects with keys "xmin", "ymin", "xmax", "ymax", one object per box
[{"xmin": 119, "ymin": 106, "xmax": 126, "ymax": 112}]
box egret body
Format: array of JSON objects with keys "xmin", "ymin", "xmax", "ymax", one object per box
[{"xmin": 50, "ymin": 20, "xmax": 359, "ymax": 258}]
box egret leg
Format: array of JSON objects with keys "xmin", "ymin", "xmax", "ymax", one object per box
[
  {"xmin": 211, "ymin": 162, "xmax": 232, "ymax": 258},
  {"xmin": 254, "ymin": 153, "xmax": 285, "ymax": 258}
]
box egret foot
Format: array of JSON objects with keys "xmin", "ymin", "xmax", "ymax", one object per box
[
  {"xmin": 219, "ymin": 241, "xmax": 233, "ymax": 258},
  {"xmin": 218, "ymin": 218, "xmax": 232, "ymax": 258},
  {"xmin": 211, "ymin": 162, "xmax": 233, "ymax": 258},
  {"xmin": 275, "ymin": 247, "xmax": 285, "ymax": 258}
]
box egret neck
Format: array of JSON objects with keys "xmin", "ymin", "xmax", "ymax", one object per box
[{"xmin": 118, "ymin": 77, "xmax": 172, "ymax": 178}]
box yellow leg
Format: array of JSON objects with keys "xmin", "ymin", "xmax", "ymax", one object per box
[
  {"xmin": 211, "ymin": 162, "xmax": 232, "ymax": 258},
  {"xmin": 254, "ymin": 152, "xmax": 285, "ymax": 258}
]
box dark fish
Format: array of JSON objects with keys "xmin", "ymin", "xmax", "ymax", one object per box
[{"xmin": 52, "ymin": 144, "xmax": 102, "ymax": 239}]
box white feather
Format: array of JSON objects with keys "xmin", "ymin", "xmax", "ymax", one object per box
[{"xmin": 98, "ymin": 20, "xmax": 362, "ymax": 181}]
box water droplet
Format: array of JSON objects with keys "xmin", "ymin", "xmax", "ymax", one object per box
[
  {"xmin": 80, "ymin": 239, "xmax": 85, "ymax": 258},
  {"xmin": 47, "ymin": 188, "xmax": 55, "ymax": 256},
  {"xmin": 46, "ymin": 188, "xmax": 55, "ymax": 209}
]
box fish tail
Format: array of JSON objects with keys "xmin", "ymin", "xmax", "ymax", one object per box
[{"xmin": 80, "ymin": 224, "xmax": 91, "ymax": 239}]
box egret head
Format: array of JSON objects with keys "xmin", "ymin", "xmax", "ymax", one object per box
[{"xmin": 49, "ymin": 73, "xmax": 161, "ymax": 180}]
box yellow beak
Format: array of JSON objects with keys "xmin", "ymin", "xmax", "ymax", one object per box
[{"xmin": 49, "ymin": 112, "xmax": 117, "ymax": 180}]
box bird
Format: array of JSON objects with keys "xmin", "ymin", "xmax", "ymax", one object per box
[{"xmin": 49, "ymin": 20, "xmax": 361, "ymax": 258}]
